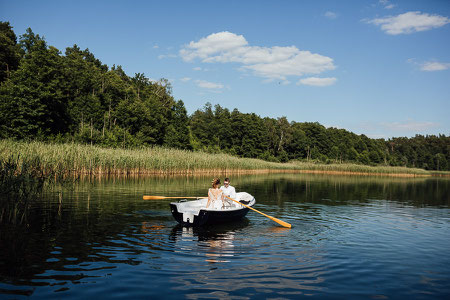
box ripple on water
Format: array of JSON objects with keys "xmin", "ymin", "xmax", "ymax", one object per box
[{"xmin": 2, "ymin": 176, "xmax": 450, "ymax": 299}]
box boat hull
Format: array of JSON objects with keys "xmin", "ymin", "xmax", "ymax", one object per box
[
  {"xmin": 170, "ymin": 192, "xmax": 255, "ymax": 227},
  {"xmin": 170, "ymin": 203, "xmax": 251, "ymax": 226}
]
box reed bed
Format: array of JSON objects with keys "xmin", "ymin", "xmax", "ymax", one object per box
[
  {"xmin": 0, "ymin": 155, "xmax": 48, "ymax": 224},
  {"xmin": 290, "ymin": 161, "xmax": 430, "ymax": 176},
  {"xmin": 0, "ymin": 140, "xmax": 432, "ymax": 177},
  {"xmin": 429, "ymin": 171, "xmax": 450, "ymax": 177}
]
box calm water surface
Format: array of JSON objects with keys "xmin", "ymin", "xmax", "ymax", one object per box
[{"xmin": 1, "ymin": 174, "xmax": 449, "ymax": 299}]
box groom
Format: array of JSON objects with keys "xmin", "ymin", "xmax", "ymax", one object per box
[{"xmin": 220, "ymin": 177, "xmax": 236, "ymax": 199}]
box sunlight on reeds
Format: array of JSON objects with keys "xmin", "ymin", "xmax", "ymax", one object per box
[
  {"xmin": 0, "ymin": 140, "xmax": 432, "ymax": 177},
  {"xmin": 289, "ymin": 161, "xmax": 430, "ymax": 176}
]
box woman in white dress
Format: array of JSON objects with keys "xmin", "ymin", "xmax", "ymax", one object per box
[{"xmin": 206, "ymin": 178, "xmax": 225, "ymax": 209}]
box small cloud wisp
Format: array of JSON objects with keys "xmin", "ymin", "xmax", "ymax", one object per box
[{"xmin": 367, "ymin": 11, "xmax": 450, "ymax": 35}]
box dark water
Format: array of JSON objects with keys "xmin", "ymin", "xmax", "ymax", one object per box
[{"xmin": 1, "ymin": 174, "xmax": 449, "ymax": 299}]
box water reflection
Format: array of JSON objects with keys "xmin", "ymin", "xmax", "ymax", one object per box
[
  {"xmin": 167, "ymin": 220, "xmax": 327, "ymax": 298},
  {"xmin": 0, "ymin": 174, "xmax": 449, "ymax": 298},
  {"xmin": 169, "ymin": 221, "xmax": 249, "ymax": 264}
]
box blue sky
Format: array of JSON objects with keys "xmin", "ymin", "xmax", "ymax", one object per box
[{"xmin": 1, "ymin": 0, "xmax": 449, "ymax": 138}]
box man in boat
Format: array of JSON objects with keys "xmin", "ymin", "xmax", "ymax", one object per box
[{"xmin": 220, "ymin": 177, "xmax": 236, "ymax": 200}]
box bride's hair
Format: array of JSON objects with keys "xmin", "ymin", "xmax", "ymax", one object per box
[{"xmin": 211, "ymin": 177, "xmax": 220, "ymax": 188}]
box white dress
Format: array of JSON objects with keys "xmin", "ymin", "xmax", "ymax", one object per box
[{"xmin": 207, "ymin": 188, "xmax": 224, "ymax": 209}]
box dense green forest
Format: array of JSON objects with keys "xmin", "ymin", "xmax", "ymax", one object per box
[{"xmin": 1, "ymin": 22, "xmax": 449, "ymax": 171}]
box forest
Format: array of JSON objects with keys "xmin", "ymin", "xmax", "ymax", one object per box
[{"xmin": 1, "ymin": 22, "xmax": 449, "ymax": 171}]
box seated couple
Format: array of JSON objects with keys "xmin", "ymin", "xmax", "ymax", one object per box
[{"xmin": 206, "ymin": 177, "xmax": 236, "ymax": 209}]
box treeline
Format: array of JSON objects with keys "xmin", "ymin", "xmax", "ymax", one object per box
[
  {"xmin": 0, "ymin": 22, "xmax": 190, "ymax": 149},
  {"xmin": 1, "ymin": 22, "xmax": 449, "ymax": 171},
  {"xmin": 190, "ymin": 104, "xmax": 449, "ymax": 170}
]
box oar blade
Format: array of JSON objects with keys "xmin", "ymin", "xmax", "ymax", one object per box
[
  {"xmin": 269, "ymin": 216, "xmax": 292, "ymax": 228},
  {"xmin": 225, "ymin": 195, "xmax": 292, "ymax": 228}
]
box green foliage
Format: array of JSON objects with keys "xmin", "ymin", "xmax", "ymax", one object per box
[
  {"xmin": 0, "ymin": 32, "xmax": 69, "ymax": 138},
  {"xmin": 0, "ymin": 21, "xmax": 21, "ymax": 83},
  {"xmin": 0, "ymin": 24, "xmax": 448, "ymax": 171},
  {"xmin": 163, "ymin": 100, "xmax": 191, "ymax": 149},
  {"xmin": 188, "ymin": 103, "xmax": 449, "ymax": 170},
  {"xmin": 387, "ymin": 135, "xmax": 450, "ymax": 170},
  {"xmin": 0, "ymin": 25, "xmax": 190, "ymax": 150}
]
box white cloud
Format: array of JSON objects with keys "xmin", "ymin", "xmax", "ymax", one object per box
[
  {"xmin": 195, "ymin": 80, "xmax": 224, "ymax": 89},
  {"xmin": 180, "ymin": 77, "xmax": 191, "ymax": 82},
  {"xmin": 324, "ymin": 11, "xmax": 338, "ymax": 19},
  {"xmin": 367, "ymin": 11, "xmax": 450, "ymax": 35},
  {"xmin": 382, "ymin": 120, "xmax": 439, "ymax": 132},
  {"xmin": 262, "ymin": 78, "xmax": 275, "ymax": 84},
  {"xmin": 367, "ymin": 134, "xmax": 387, "ymax": 139},
  {"xmin": 379, "ymin": 0, "xmax": 395, "ymax": 9},
  {"xmin": 180, "ymin": 31, "xmax": 336, "ymax": 81},
  {"xmin": 193, "ymin": 66, "xmax": 210, "ymax": 71},
  {"xmin": 407, "ymin": 59, "xmax": 450, "ymax": 71},
  {"xmin": 158, "ymin": 54, "xmax": 177, "ymax": 59},
  {"xmin": 297, "ymin": 77, "xmax": 337, "ymax": 86},
  {"xmin": 180, "ymin": 32, "xmax": 248, "ymax": 62},
  {"xmin": 420, "ymin": 61, "xmax": 450, "ymax": 71}
]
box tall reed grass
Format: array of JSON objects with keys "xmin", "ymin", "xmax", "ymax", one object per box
[
  {"xmin": 0, "ymin": 139, "xmax": 432, "ymax": 177},
  {"xmin": 0, "ymin": 155, "xmax": 48, "ymax": 224},
  {"xmin": 289, "ymin": 161, "xmax": 430, "ymax": 176}
]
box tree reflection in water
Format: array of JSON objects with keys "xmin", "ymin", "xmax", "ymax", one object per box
[{"xmin": 1, "ymin": 174, "xmax": 449, "ymax": 298}]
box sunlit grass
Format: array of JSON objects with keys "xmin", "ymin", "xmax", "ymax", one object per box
[
  {"xmin": 289, "ymin": 161, "xmax": 430, "ymax": 175},
  {"xmin": 430, "ymin": 170, "xmax": 450, "ymax": 176},
  {"xmin": 0, "ymin": 139, "xmax": 433, "ymax": 176}
]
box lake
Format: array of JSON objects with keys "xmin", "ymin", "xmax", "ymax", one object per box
[{"xmin": 1, "ymin": 174, "xmax": 449, "ymax": 299}]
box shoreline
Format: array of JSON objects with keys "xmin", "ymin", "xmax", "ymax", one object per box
[
  {"xmin": 297, "ymin": 170, "xmax": 433, "ymax": 178},
  {"xmin": 62, "ymin": 168, "xmax": 440, "ymax": 178}
]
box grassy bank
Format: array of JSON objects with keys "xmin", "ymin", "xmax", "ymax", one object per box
[{"xmin": 0, "ymin": 140, "xmax": 434, "ymax": 177}]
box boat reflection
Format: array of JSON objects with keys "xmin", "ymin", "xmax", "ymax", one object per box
[{"xmin": 169, "ymin": 219, "xmax": 250, "ymax": 263}]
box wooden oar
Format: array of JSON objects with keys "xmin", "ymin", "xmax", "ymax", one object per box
[
  {"xmin": 143, "ymin": 195, "xmax": 205, "ymax": 200},
  {"xmin": 224, "ymin": 195, "xmax": 292, "ymax": 228}
]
